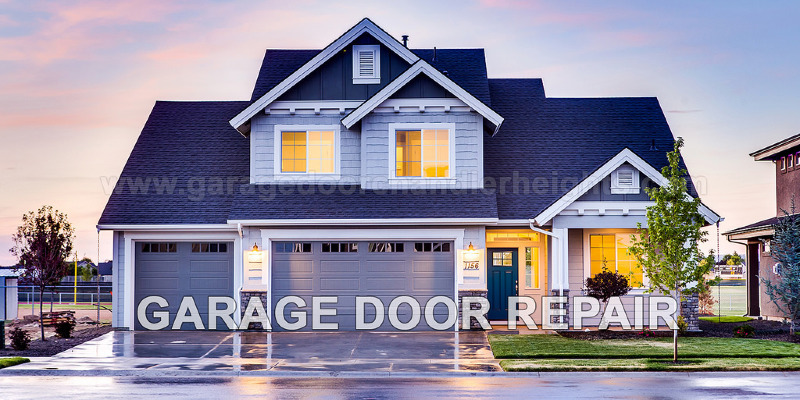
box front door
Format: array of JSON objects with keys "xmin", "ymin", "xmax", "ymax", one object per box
[{"xmin": 487, "ymin": 248, "xmax": 518, "ymax": 320}]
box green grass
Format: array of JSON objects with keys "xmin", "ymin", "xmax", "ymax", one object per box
[
  {"xmin": 488, "ymin": 335, "xmax": 800, "ymax": 359},
  {"xmin": 0, "ymin": 357, "xmax": 30, "ymax": 369},
  {"xmin": 500, "ymin": 357, "xmax": 800, "ymax": 372},
  {"xmin": 699, "ymin": 316, "xmax": 753, "ymax": 323}
]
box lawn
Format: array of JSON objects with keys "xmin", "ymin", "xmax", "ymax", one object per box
[
  {"xmin": 699, "ymin": 316, "xmax": 753, "ymax": 323},
  {"xmin": 488, "ymin": 335, "xmax": 800, "ymax": 359},
  {"xmin": 500, "ymin": 357, "xmax": 800, "ymax": 372},
  {"xmin": 0, "ymin": 357, "xmax": 29, "ymax": 369}
]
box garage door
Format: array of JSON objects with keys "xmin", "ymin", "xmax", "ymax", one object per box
[
  {"xmin": 272, "ymin": 241, "xmax": 455, "ymax": 331},
  {"xmin": 134, "ymin": 241, "xmax": 234, "ymax": 330}
]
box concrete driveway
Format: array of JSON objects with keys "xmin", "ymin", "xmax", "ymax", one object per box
[{"xmin": 4, "ymin": 330, "xmax": 500, "ymax": 374}]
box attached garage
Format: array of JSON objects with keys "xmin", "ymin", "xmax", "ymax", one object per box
[
  {"xmin": 271, "ymin": 241, "xmax": 455, "ymax": 331},
  {"xmin": 134, "ymin": 241, "xmax": 234, "ymax": 330}
]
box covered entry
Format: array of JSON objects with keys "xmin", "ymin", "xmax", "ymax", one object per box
[{"xmin": 271, "ymin": 240, "xmax": 455, "ymax": 330}]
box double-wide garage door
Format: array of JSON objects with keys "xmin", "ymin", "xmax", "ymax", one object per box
[
  {"xmin": 134, "ymin": 242, "xmax": 233, "ymax": 330},
  {"xmin": 272, "ymin": 241, "xmax": 455, "ymax": 331}
]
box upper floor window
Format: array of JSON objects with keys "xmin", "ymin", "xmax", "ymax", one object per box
[
  {"xmin": 275, "ymin": 126, "xmax": 338, "ymax": 176},
  {"xmin": 610, "ymin": 165, "xmax": 640, "ymax": 194},
  {"xmin": 781, "ymin": 156, "xmax": 786, "ymax": 171},
  {"xmin": 790, "ymin": 154, "xmax": 795, "ymax": 169},
  {"xmin": 394, "ymin": 128, "xmax": 451, "ymax": 178},
  {"xmin": 352, "ymin": 45, "xmax": 380, "ymax": 84}
]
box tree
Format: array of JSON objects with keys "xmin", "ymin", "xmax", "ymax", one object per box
[
  {"xmin": 628, "ymin": 138, "xmax": 712, "ymax": 362},
  {"xmin": 761, "ymin": 202, "xmax": 800, "ymax": 334},
  {"xmin": 10, "ymin": 206, "xmax": 74, "ymax": 341}
]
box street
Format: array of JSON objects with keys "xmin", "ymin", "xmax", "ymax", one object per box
[{"xmin": 0, "ymin": 373, "xmax": 797, "ymax": 399}]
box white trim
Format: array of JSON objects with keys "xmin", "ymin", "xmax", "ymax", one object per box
[
  {"xmin": 610, "ymin": 164, "xmax": 640, "ymax": 195},
  {"xmin": 229, "ymin": 218, "xmax": 498, "ymax": 226},
  {"xmin": 273, "ymin": 124, "xmax": 341, "ymax": 179},
  {"xmin": 532, "ymin": 148, "xmax": 721, "ymax": 226},
  {"xmin": 121, "ymin": 231, "xmax": 242, "ymax": 330},
  {"xmin": 264, "ymin": 101, "xmax": 363, "ymax": 116},
  {"xmin": 558, "ymin": 201, "xmax": 654, "ymax": 217},
  {"xmin": 726, "ymin": 228, "xmax": 775, "ymax": 241},
  {"xmin": 98, "ymin": 224, "xmax": 236, "ymax": 231},
  {"xmin": 372, "ymin": 98, "xmax": 471, "ymax": 114},
  {"xmin": 230, "ymin": 18, "xmax": 419, "ymax": 134},
  {"xmin": 260, "ymin": 228, "xmax": 465, "ymax": 332},
  {"xmin": 352, "ymin": 44, "xmax": 380, "ymax": 84},
  {"xmin": 388, "ymin": 122, "xmax": 456, "ymax": 181},
  {"xmin": 341, "ymin": 62, "xmax": 504, "ymax": 133}
]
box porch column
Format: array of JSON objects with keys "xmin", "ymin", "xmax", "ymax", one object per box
[{"xmin": 550, "ymin": 227, "xmax": 570, "ymax": 326}]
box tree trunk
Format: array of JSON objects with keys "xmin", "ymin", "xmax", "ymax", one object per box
[
  {"xmin": 673, "ymin": 288, "xmax": 680, "ymax": 362},
  {"xmin": 39, "ymin": 286, "xmax": 45, "ymax": 341}
]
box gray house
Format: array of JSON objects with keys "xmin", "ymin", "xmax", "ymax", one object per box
[{"xmin": 98, "ymin": 18, "xmax": 719, "ymax": 330}]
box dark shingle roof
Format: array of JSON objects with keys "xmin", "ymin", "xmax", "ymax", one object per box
[
  {"xmin": 249, "ymin": 48, "xmax": 494, "ymax": 104},
  {"xmin": 228, "ymin": 186, "xmax": 497, "ymax": 220},
  {"xmin": 724, "ymin": 216, "xmax": 779, "ymax": 236},
  {"xmin": 98, "ymin": 101, "xmax": 250, "ymax": 225},
  {"xmin": 484, "ymin": 79, "xmax": 692, "ymax": 220}
]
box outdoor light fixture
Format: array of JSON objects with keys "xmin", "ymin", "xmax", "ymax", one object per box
[
  {"xmin": 462, "ymin": 242, "xmax": 481, "ymax": 269},
  {"xmin": 467, "ymin": 242, "xmax": 475, "ymax": 251},
  {"xmin": 248, "ymin": 243, "xmax": 263, "ymax": 263}
]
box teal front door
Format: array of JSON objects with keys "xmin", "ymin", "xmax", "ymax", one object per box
[{"xmin": 487, "ymin": 248, "xmax": 518, "ymax": 321}]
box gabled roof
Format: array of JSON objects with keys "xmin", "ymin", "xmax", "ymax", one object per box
[
  {"xmin": 341, "ymin": 61, "xmax": 504, "ymax": 133},
  {"xmin": 484, "ymin": 79, "xmax": 704, "ymax": 221},
  {"xmin": 750, "ymin": 133, "xmax": 800, "ymax": 161},
  {"xmin": 531, "ymin": 148, "xmax": 719, "ymax": 225},
  {"xmin": 230, "ymin": 18, "xmax": 419, "ymax": 134}
]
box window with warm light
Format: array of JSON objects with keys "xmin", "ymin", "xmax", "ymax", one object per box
[
  {"xmin": 589, "ymin": 233, "xmax": 644, "ymax": 288},
  {"xmin": 395, "ymin": 129, "xmax": 450, "ymax": 178},
  {"xmin": 281, "ymin": 130, "xmax": 335, "ymax": 174},
  {"xmin": 525, "ymin": 247, "xmax": 539, "ymax": 288}
]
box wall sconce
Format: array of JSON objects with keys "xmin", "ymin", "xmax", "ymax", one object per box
[
  {"xmin": 248, "ymin": 243, "xmax": 263, "ymax": 263},
  {"xmin": 462, "ymin": 242, "xmax": 481, "ymax": 264}
]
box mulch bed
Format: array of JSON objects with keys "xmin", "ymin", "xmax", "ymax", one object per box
[
  {"xmin": 0, "ymin": 325, "xmax": 113, "ymax": 357},
  {"xmin": 557, "ymin": 319, "xmax": 799, "ymax": 343}
]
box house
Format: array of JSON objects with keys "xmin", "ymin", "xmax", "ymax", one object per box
[
  {"xmin": 724, "ymin": 133, "xmax": 800, "ymax": 319},
  {"xmin": 61, "ymin": 260, "xmax": 114, "ymax": 283},
  {"xmin": 0, "ymin": 268, "xmax": 19, "ymax": 321},
  {"xmin": 98, "ymin": 18, "xmax": 720, "ymax": 331}
]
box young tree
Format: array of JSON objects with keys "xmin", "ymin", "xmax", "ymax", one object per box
[
  {"xmin": 761, "ymin": 202, "xmax": 800, "ymax": 334},
  {"xmin": 628, "ymin": 138, "xmax": 712, "ymax": 362},
  {"xmin": 10, "ymin": 206, "xmax": 74, "ymax": 341}
]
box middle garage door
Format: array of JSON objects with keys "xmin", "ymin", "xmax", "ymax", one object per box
[{"xmin": 271, "ymin": 241, "xmax": 455, "ymax": 331}]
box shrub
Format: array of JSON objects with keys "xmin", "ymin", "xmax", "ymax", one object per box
[
  {"xmin": 677, "ymin": 316, "xmax": 688, "ymax": 335},
  {"xmin": 585, "ymin": 267, "xmax": 631, "ymax": 304},
  {"xmin": 54, "ymin": 320, "xmax": 75, "ymax": 339},
  {"xmin": 8, "ymin": 327, "xmax": 31, "ymax": 350},
  {"xmin": 638, "ymin": 328, "xmax": 655, "ymax": 338},
  {"xmin": 734, "ymin": 324, "xmax": 755, "ymax": 338}
]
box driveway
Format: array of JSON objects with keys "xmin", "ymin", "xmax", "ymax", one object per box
[{"xmin": 3, "ymin": 330, "xmax": 500, "ymax": 374}]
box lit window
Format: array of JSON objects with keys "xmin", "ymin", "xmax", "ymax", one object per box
[
  {"xmin": 589, "ymin": 233, "xmax": 643, "ymax": 288},
  {"xmin": 395, "ymin": 129, "xmax": 449, "ymax": 178},
  {"xmin": 492, "ymin": 251, "xmax": 514, "ymax": 266},
  {"xmin": 525, "ymin": 247, "xmax": 540, "ymax": 288},
  {"xmin": 352, "ymin": 45, "xmax": 380, "ymax": 84},
  {"xmin": 611, "ymin": 165, "xmax": 640, "ymax": 194},
  {"xmin": 281, "ymin": 130, "xmax": 335, "ymax": 174}
]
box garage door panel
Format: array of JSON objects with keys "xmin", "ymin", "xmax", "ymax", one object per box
[
  {"xmin": 272, "ymin": 240, "xmax": 454, "ymax": 331},
  {"xmin": 134, "ymin": 242, "xmax": 233, "ymax": 330}
]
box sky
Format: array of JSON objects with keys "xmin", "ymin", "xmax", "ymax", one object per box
[{"xmin": 0, "ymin": 0, "xmax": 799, "ymax": 265}]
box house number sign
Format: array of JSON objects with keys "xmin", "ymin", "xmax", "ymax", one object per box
[{"xmin": 463, "ymin": 261, "xmax": 479, "ymax": 270}]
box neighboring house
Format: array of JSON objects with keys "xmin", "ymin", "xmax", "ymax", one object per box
[
  {"xmin": 98, "ymin": 18, "xmax": 720, "ymax": 331},
  {"xmin": 61, "ymin": 260, "xmax": 114, "ymax": 283},
  {"xmin": 725, "ymin": 133, "xmax": 800, "ymax": 319},
  {"xmin": 711, "ymin": 259, "xmax": 746, "ymax": 280},
  {"xmin": 0, "ymin": 268, "xmax": 19, "ymax": 321}
]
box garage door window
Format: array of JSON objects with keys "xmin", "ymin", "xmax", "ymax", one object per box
[
  {"xmin": 141, "ymin": 243, "xmax": 177, "ymax": 253},
  {"xmin": 414, "ymin": 242, "xmax": 451, "ymax": 252},
  {"xmin": 191, "ymin": 243, "xmax": 228, "ymax": 253},
  {"xmin": 322, "ymin": 242, "xmax": 358, "ymax": 252},
  {"xmin": 368, "ymin": 242, "xmax": 405, "ymax": 252},
  {"xmin": 275, "ymin": 242, "xmax": 312, "ymax": 253}
]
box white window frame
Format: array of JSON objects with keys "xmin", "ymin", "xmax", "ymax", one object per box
[
  {"xmin": 388, "ymin": 122, "xmax": 457, "ymax": 185},
  {"xmin": 789, "ymin": 154, "xmax": 795, "ymax": 169},
  {"xmin": 273, "ymin": 124, "xmax": 341, "ymax": 180},
  {"xmin": 610, "ymin": 165, "xmax": 640, "ymax": 194},
  {"xmin": 352, "ymin": 45, "xmax": 380, "ymax": 85},
  {"xmin": 582, "ymin": 229, "xmax": 649, "ymax": 291},
  {"xmin": 781, "ymin": 156, "xmax": 786, "ymax": 171}
]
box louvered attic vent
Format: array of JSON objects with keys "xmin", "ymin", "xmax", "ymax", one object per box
[{"xmin": 352, "ymin": 45, "xmax": 380, "ymax": 84}]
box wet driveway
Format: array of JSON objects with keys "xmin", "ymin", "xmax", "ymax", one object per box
[{"xmin": 5, "ymin": 330, "xmax": 501, "ymax": 374}]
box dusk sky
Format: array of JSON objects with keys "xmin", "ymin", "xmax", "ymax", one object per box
[{"xmin": 1, "ymin": 0, "xmax": 799, "ymax": 265}]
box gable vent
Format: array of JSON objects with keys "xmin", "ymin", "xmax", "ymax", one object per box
[
  {"xmin": 352, "ymin": 45, "xmax": 380, "ymax": 84},
  {"xmin": 611, "ymin": 165, "xmax": 640, "ymax": 194}
]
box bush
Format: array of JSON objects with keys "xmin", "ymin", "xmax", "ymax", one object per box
[
  {"xmin": 638, "ymin": 328, "xmax": 655, "ymax": 338},
  {"xmin": 677, "ymin": 316, "xmax": 688, "ymax": 335},
  {"xmin": 54, "ymin": 320, "xmax": 75, "ymax": 339},
  {"xmin": 8, "ymin": 327, "xmax": 31, "ymax": 350},
  {"xmin": 734, "ymin": 324, "xmax": 755, "ymax": 338},
  {"xmin": 585, "ymin": 268, "xmax": 631, "ymax": 304}
]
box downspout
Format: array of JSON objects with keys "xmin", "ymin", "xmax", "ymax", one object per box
[
  {"xmin": 529, "ymin": 221, "xmax": 565, "ymax": 297},
  {"xmin": 237, "ymin": 223, "xmax": 243, "ymax": 238}
]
